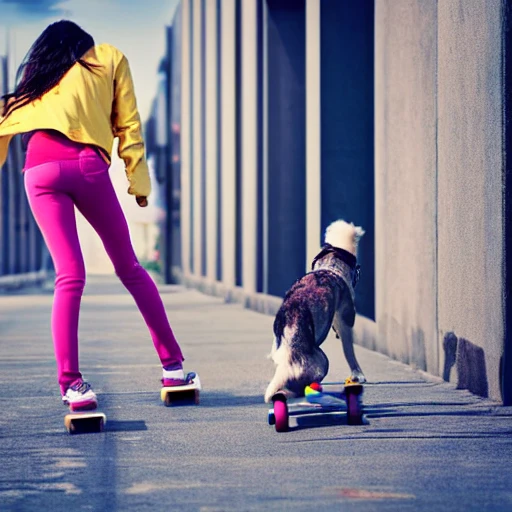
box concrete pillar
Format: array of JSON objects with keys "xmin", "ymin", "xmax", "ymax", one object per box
[
  {"xmin": 180, "ymin": 0, "xmax": 192, "ymax": 277},
  {"xmin": 437, "ymin": 0, "xmax": 504, "ymax": 401},
  {"xmin": 241, "ymin": 0, "xmax": 258, "ymax": 294},
  {"xmin": 503, "ymin": 0, "xmax": 512, "ymax": 406},
  {"xmin": 375, "ymin": 0, "xmax": 438, "ymax": 367},
  {"xmin": 305, "ymin": 0, "xmax": 321, "ymax": 270},
  {"xmin": 375, "ymin": 0, "xmax": 507, "ymax": 403},
  {"xmin": 192, "ymin": 0, "xmax": 203, "ymax": 276},
  {"xmin": 205, "ymin": 0, "xmax": 218, "ymax": 282},
  {"xmin": 220, "ymin": 0, "xmax": 237, "ymax": 288}
]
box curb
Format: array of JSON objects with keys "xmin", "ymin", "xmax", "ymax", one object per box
[
  {"xmin": 179, "ymin": 272, "xmax": 377, "ymax": 346},
  {"xmin": 0, "ymin": 270, "xmax": 48, "ymax": 292}
]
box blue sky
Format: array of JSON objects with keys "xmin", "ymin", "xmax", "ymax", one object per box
[{"xmin": 0, "ymin": 0, "xmax": 180, "ymax": 122}]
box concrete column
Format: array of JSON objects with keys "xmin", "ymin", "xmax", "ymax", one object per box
[
  {"xmin": 241, "ymin": 0, "xmax": 258, "ymax": 294},
  {"xmin": 305, "ymin": 0, "xmax": 321, "ymax": 270},
  {"xmin": 374, "ymin": 1, "xmax": 438, "ymax": 367},
  {"xmin": 437, "ymin": 0, "xmax": 503, "ymax": 401},
  {"xmin": 503, "ymin": 0, "xmax": 512, "ymax": 405},
  {"xmin": 205, "ymin": 0, "xmax": 218, "ymax": 282},
  {"xmin": 220, "ymin": 0, "xmax": 237, "ymax": 288},
  {"xmin": 192, "ymin": 0, "xmax": 203, "ymax": 276},
  {"xmin": 180, "ymin": 0, "xmax": 192, "ymax": 277}
]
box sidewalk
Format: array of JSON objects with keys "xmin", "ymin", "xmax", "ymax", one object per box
[{"xmin": 0, "ymin": 275, "xmax": 510, "ymax": 512}]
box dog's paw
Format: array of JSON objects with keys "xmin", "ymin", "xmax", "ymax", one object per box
[
  {"xmin": 349, "ymin": 370, "xmax": 366, "ymax": 384},
  {"xmin": 264, "ymin": 388, "xmax": 275, "ymax": 403},
  {"xmin": 265, "ymin": 380, "xmax": 289, "ymax": 403},
  {"xmin": 264, "ymin": 381, "xmax": 279, "ymax": 403}
]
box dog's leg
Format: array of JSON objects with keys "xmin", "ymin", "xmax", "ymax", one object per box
[
  {"xmin": 338, "ymin": 322, "xmax": 366, "ymax": 383},
  {"xmin": 264, "ymin": 364, "xmax": 294, "ymax": 403},
  {"xmin": 264, "ymin": 331, "xmax": 297, "ymax": 403},
  {"xmin": 264, "ymin": 343, "xmax": 299, "ymax": 403}
]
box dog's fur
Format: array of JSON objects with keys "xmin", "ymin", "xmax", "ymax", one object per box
[{"xmin": 264, "ymin": 220, "xmax": 366, "ymax": 403}]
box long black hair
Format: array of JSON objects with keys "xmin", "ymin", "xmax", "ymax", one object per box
[{"xmin": 2, "ymin": 20, "xmax": 99, "ymax": 118}]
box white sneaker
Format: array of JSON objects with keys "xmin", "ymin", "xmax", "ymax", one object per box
[{"xmin": 62, "ymin": 380, "xmax": 98, "ymax": 412}]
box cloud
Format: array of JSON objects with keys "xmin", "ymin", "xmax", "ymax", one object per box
[
  {"xmin": 0, "ymin": 0, "xmax": 181, "ymax": 121},
  {"xmin": 0, "ymin": 0, "xmax": 71, "ymax": 25}
]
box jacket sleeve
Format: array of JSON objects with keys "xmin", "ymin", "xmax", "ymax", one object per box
[{"xmin": 111, "ymin": 55, "xmax": 151, "ymax": 197}]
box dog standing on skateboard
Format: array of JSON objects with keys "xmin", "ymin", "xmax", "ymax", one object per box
[{"xmin": 264, "ymin": 220, "xmax": 366, "ymax": 403}]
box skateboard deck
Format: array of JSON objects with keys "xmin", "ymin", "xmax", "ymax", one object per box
[
  {"xmin": 268, "ymin": 378, "xmax": 365, "ymax": 432},
  {"xmin": 64, "ymin": 411, "xmax": 107, "ymax": 434},
  {"xmin": 161, "ymin": 372, "xmax": 201, "ymax": 407}
]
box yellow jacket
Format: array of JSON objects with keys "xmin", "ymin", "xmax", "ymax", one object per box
[{"xmin": 0, "ymin": 43, "xmax": 151, "ymax": 198}]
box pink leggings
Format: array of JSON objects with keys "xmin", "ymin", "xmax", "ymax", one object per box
[{"xmin": 24, "ymin": 152, "xmax": 184, "ymax": 394}]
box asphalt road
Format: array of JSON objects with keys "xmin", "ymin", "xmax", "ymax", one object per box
[{"xmin": 0, "ymin": 276, "xmax": 511, "ymax": 511}]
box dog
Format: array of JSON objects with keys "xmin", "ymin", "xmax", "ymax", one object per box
[{"xmin": 264, "ymin": 220, "xmax": 366, "ymax": 403}]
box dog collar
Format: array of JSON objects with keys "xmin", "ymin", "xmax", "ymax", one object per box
[
  {"xmin": 311, "ymin": 244, "xmax": 361, "ymax": 288},
  {"xmin": 311, "ymin": 244, "xmax": 357, "ymax": 270}
]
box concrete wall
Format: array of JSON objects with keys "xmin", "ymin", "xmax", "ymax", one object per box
[
  {"xmin": 375, "ymin": 0, "xmax": 508, "ymax": 403},
  {"xmin": 163, "ymin": 0, "xmax": 511, "ymax": 404},
  {"xmin": 375, "ymin": 0, "xmax": 438, "ymax": 373},
  {"xmin": 175, "ymin": 0, "xmax": 373, "ymax": 304},
  {"xmin": 437, "ymin": 0, "xmax": 504, "ymax": 401}
]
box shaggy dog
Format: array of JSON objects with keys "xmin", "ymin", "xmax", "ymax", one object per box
[{"xmin": 264, "ymin": 220, "xmax": 366, "ymax": 403}]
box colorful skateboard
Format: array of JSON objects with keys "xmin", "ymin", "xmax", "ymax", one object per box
[
  {"xmin": 160, "ymin": 372, "xmax": 201, "ymax": 406},
  {"xmin": 64, "ymin": 410, "xmax": 107, "ymax": 434},
  {"xmin": 268, "ymin": 378, "xmax": 365, "ymax": 432}
]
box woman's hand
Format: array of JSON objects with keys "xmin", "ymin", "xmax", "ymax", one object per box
[{"xmin": 136, "ymin": 196, "xmax": 148, "ymax": 207}]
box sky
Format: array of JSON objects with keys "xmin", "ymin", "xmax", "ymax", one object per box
[{"xmin": 0, "ymin": 0, "xmax": 181, "ymax": 122}]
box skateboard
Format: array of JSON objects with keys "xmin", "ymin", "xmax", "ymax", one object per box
[
  {"xmin": 160, "ymin": 372, "xmax": 201, "ymax": 407},
  {"xmin": 267, "ymin": 378, "xmax": 365, "ymax": 432},
  {"xmin": 64, "ymin": 410, "xmax": 107, "ymax": 434}
]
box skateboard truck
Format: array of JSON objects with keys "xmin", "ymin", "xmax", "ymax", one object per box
[{"xmin": 268, "ymin": 378, "xmax": 366, "ymax": 432}]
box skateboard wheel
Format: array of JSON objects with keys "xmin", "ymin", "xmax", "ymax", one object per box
[
  {"xmin": 346, "ymin": 392, "xmax": 363, "ymax": 425},
  {"xmin": 194, "ymin": 390, "xmax": 200, "ymax": 405},
  {"xmin": 273, "ymin": 398, "xmax": 289, "ymax": 433}
]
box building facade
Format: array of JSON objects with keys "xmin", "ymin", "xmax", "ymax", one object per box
[
  {"xmin": 0, "ymin": 53, "xmax": 46, "ymax": 288},
  {"xmin": 149, "ymin": 0, "xmax": 511, "ymax": 405}
]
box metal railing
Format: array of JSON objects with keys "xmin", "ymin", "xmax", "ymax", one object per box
[{"xmin": 0, "ymin": 54, "xmax": 46, "ymax": 287}]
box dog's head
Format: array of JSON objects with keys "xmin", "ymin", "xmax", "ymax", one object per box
[{"xmin": 324, "ymin": 220, "xmax": 365, "ymax": 257}]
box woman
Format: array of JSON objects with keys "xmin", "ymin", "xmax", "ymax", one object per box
[{"xmin": 0, "ymin": 20, "xmax": 188, "ymax": 411}]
